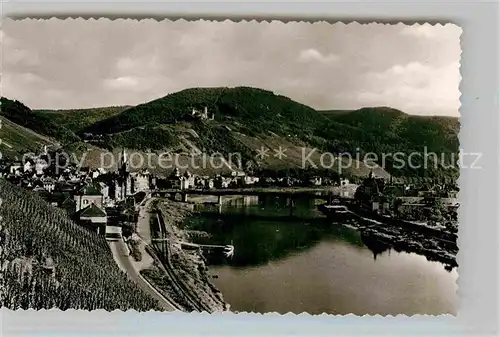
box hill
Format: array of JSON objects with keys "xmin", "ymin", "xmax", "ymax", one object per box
[
  {"xmin": 84, "ymin": 86, "xmax": 329, "ymax": 139},
  {"xmin": 1, "ymin": 97, "xmax": 80, "ymax": 145},
  {"xmin": 0, "ymin": 116, "xmax": 58, "ymax": 159},
  {"xmin": 2, "ymin": 88, "xmax": 460, "ymax": 179},
  {"xmin": 318, "ymin": 107, "xmax": 460, "ymax": 178},
  {"xmin": 0, "ymin": 179, "xmax": 160, "ymax": 311},
  {"xmin": 82, "ymin": 87, "xmax": 459, "ymax": 179},
  {"xmin": 35, "ymin": 106, "xmax": 131, "ymax": 134}
]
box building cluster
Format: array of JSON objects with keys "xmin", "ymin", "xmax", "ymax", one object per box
[
  {"xmin": 0, "ymin": 148, "xmax": 153, "ymax": 240},
  {"xmin": 354, "ymin": 170, "xmax": 459, "ymax": 217},
  {"xmin": 256, "ymin": 176, "xmax": 350, "ymax": 189},
  {"xmin": 156, "ymin": 168, "xmax": 260, "ymax": 190}
]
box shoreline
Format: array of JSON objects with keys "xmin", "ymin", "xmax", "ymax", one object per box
[{"xmin": 144, "ymin": 198, "xmax": 229, "ymax": 312}]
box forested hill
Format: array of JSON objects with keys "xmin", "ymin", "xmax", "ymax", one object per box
[
  {"xmin": 82, "ymin": 87, "xmax": 459, "ymax": 179},
  {"xmin": 0, "ymin": 179, "xmax": 160, "ymax": 311},
  {"xmin": 1, "ymin": 88, "xmax": 460, "ymax": 179},
  {"xmin": 317, "ymin": 107, "xmax": 460, "ymax": 177},
  {"xmin": 83, "ymin": 86, "xmax": 330, "ymax": 136},
  {"xmin": 0, "ymin": 97, "xmax": 80, "ymax": 144},
  {"xmin": 35, "ymin": 106, "xmax": 131, "ymax": 135}
]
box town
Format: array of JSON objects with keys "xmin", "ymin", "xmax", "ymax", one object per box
[{"xmin": 0, "ymin": 145, "xmax": 460, "ymax": 242}]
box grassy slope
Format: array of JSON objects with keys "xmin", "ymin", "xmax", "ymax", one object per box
[
  {"xmin": 0, "ymin": 179, "xmax": 160, "ymax": 311},
  {"xmin": 1, "ymin": 97, "xmax": 80, "ymax": 145},
  {"xmin": 0, "ymin": 116, "xmax": 58, "ymax": 159}
]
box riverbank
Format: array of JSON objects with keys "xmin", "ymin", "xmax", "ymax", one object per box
[
  {"xmin": 320, "ymin": 204, "xmax": 458, "ymax": 271},
  {"xmin": 149, "ymin": 199, "xmax": 229, "ymax": 312}
]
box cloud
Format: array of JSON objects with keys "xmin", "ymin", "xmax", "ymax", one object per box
[
  {"xmin": 115, "ymin": 57, "xmax": 137, "ymax": 72},
  {"xmin": 356, "ymin": 61, "xmax": 461, "ymax": 116},
  {"xmin": 1, "ymin": 19, "xmax": 461, "ymax": 115},
  {"xmin": 103, "ymin": 76, "xmax": 139, "ymax": 90},
  {"xmin": 298, "ymin": 48, "xmax": 340, "ymax": 64},
  {"xmin": 399, "ymin": 23, "xmax": 462, "ymax": 41}
]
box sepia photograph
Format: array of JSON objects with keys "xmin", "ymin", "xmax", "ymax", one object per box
[{"xmin": 1, "ymin": 19, "xmax": 461, "ymax": 316}]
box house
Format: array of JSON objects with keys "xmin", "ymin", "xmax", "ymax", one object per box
[
  {"xmin": 23, "ymin": 159, "xmax": 35, "ymax": 173},
  {"xmin": 35, "ymin": 158, "xmax": 48, "ymax": 175},
  {"xmin": 42, "ymin": 177, "xmax": 56, "ymax": 192},
  {"xmin": 369, "ymin": 195, "xmax": 391, "ymax": 214},
  {"xmin": 166, "ymin": 169, "xmax": 195, "ymax": 190},
  {"xmin": 9, "ymin": 161, "xmax": 22, "ymax": 175},
  {"xmin": 90, "ymin": 169, "xmax": 101, "ymax": 179},
  {"xmin": 193, "ymin": 176, "xmax": 210, "ymax": 189},
  {"xmin": 97, "ymin": 182, "xmax": 109, "ymax": 199},
  {"xmin": 243, "ymin": 176, "xmax": 259, "ymax": 186},
  {"xmin": 74, "ymin": 184, "xmax": 104, "ymax": 212},
  {"xmin": 340, "ymin": 178, "xmax": 350, "ymax": 187},
  {"xmin": 61, "ymin": 196, "xmax": 77, "ymax": 214},
  {"xmin": 182, "ymin": 171, "xmax": 195, "ymax": 190},
  {"xmin": 214, "ymin": 176, "xmax": 231, "ymax": 189},
  {"xmin": 77, "ymin": 203, "xmax": 107, "ymax": 234},
  {"xmin": 170, "ymin": 176, "xmax": 182, "ymax": 190},
  {"xmin": 231, "ymin": 171, "xmax": 246, "ymax": 177},
  {"xmin": 310, "ymin": 177, "xmax": 322, "ymax": 186},
  {"xmin": 133, "ymin": 169, "xmax": 151, "ymax": 192},
  {"xmin": 206, "ymin": 179, "xmax": 215, "ymax": 189}
]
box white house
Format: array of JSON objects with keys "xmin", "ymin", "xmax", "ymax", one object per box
[
  {"xmin": 340, "ymin": 178, "xmax": 350, "ymax": 187},
  {"xmin": 23, "ymin": 160, "xmax": 34, "ymax": 173},
  {"xmin": 133, "ymin": 170, "xmax": 151, "ymax": 192},
  {"xmin": 35, "ymin": 158, "xmax": 48, "ymax": 175},
  {"xmin": 9, "ymin": 162, "xmax": 22, "ymax": 175}
]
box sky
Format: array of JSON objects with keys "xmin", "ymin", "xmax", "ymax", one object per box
[{"xmin": 1, "ymin": 19, "xmax": 462, "ymax": 116}]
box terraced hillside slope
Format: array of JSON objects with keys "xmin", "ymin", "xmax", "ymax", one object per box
[
  {"xmin": 0, "ymin": 116, "xmax": 58, "ymax": 159},
  {"xmin": 0, "ymin": 179, "xmax": 161, "ymax": 311}
]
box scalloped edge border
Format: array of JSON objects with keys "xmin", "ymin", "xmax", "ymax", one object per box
[{"xmin": 0, "ymin": 19, "xmax": 463, "ymax": 318}]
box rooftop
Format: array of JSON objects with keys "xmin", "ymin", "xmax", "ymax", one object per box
[
  {"xmin": 79, "ymin": 203, "xmax": 107, "ymax": 218},
  {"xmin": 77, "ymin": 184, "xmax": 103, "ymax": 196}
]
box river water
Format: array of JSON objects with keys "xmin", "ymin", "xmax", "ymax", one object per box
[{"xmin": 186, "ymin": 196, "xmax": 458, "ymax": 315}]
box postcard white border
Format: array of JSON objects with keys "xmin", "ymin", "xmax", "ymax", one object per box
[{"xmin": 1, "ymin": 1, "xmax": 499, "ymax": 336}]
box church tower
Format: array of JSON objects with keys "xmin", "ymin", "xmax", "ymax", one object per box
[
  {"xmin": 119, "ymin": 148, "xmax": 129, "ymax": 173},
  {"xmin": 116, "ymin": 148, "xmax": 131, "ymax": 200}
]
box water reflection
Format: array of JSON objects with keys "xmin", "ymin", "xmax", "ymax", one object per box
[
  {"xmin": 188, "ymin": 195, "xmax": 456, "ymax": 271},
  {"xmin": 186, "ymin": 195, "xmax": 458, "ymax": 315},
  {"xmin": 360, "ymin": 232, "xmax": 391, "ymax": 260}
]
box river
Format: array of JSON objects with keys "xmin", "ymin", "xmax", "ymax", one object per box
[{"xmin": 185, "ymin": 195, "xmax": 458, "ymax": 315}]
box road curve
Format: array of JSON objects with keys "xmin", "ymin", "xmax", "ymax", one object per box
[{"xmin": 109, "ymin": 239, "xmax": 177, "ymax": 311}]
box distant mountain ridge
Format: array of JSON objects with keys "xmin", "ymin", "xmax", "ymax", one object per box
[{"xmin": 0, "ymin": 88, "xmax": 459, "ymax": 179}]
